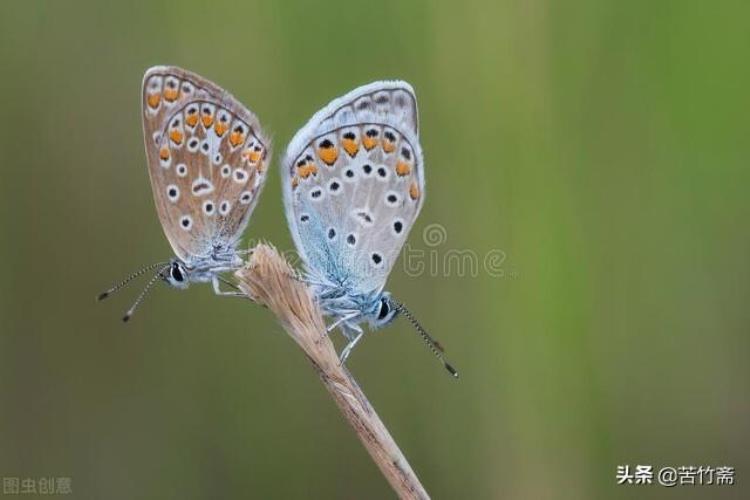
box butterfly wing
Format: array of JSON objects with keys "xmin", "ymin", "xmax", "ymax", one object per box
[
  {"xmin": 142, "ymin": 66, "xmax": 270, "ymax": 263},
  {"xmin": 282, "ymin": 81, "xmax": 424, "ymax": 293}
]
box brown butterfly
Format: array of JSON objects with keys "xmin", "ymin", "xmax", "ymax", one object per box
[{"xmin": 98, "ymin": 66, "xmax": 271, "ymax": 321}]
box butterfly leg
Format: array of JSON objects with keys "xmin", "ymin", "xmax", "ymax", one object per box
[
  {"xmin": 339, "ymin": 324, "xmax": 364, "ymax": 366},
  {"xmin": 317, "ymin": 311, "xmax": 359, "ymax": 343},
  {"xmin": 212, "ymin": 276, "xmax": 247, "ymax": 298},
  {"xmin": 326, "ymin": 312, "xmax": 360, "ymax": 334}
]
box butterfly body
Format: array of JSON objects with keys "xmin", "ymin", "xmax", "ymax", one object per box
[
  {"xmin": 164, "ymin": 249, "xmax": 243, "ymax": 290},
  {"xmin": 282, "ymin": 81, "xmax": 425, "ymax": 361}
]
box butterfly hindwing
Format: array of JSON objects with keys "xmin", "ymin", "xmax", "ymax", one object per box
[
  {"xmin": 142, "ymin": 66, "xmax": 270, "ymax": 263},
  {"xmin": 282, "ymin": 81, "xmax": 424, "ymax": 293}
]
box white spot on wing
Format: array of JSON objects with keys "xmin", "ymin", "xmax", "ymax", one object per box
[
  {"xmin": 239, "ymin": 191, "xmax": 253, "ymax": 205},
  {"xmin": 219, "ymin": 200, "xmax": 232, "ymax": 216},
  {"xmin": 191, "ymin": 177, "xmax": 214, "ymax": 196},
  {"xmin": 233, "ymin": 169, "xmax": 249, "ymax": 184},
  {"xmin": 166, "ymin": 184, "xmax": 179, "ymax": 203},
  {"xmin": 187, "ymin": 137, "xmax": 200, "ymax": 153},
  {"xmin": 352, "ymin": 208, "xmax": 374, "ymax": 227}
]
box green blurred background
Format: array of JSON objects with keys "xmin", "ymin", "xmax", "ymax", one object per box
[{"xmin": 1, "ymin": 1, "xmax": 748, "ymax": 499}]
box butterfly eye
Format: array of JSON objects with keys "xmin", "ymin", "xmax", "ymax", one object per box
[
  {"xmin": 377, "ymin": 298, "xmax": 390, "ymax": 320},
  {"xmin": 171, "ymin": 262, "xmax": 185, "ymax": 282}
]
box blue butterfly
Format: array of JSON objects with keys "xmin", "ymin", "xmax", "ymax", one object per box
[{"xmin": 282, "ymin": 81, "xmax": 457, "ymax": 377}]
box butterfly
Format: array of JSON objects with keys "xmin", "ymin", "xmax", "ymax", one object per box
[
  {"xmin": 282, "ymin": 81, "xmax": 457, "ymax": 377},
  {"xmin": 98, "ymin": 66, "xmax": 270, "ymax": 320}
]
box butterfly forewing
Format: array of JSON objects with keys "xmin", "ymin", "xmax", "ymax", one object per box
[
  {"xmin": 282, "ymin": 81, "xmax": 424, "ymax": 293},
  {"xmin": 142, "ymin": 66, "xmax": 270, "ymax": 263}
]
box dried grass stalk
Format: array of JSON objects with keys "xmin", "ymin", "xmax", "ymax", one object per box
[{"xmin": 235, "ymin": 243, "xmax": 430, "ymax": 500}]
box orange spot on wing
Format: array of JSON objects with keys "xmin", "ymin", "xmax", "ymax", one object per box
[
  {"xmin": 185, "ymin": 114, "xmax": 199, "ymax": 127},
  {"xmin": 256, "ymin": 161, "xmax": 265, "ymax": 174},
  {"xmin": 342, "ymin": 138, "xmax": 359, "ymax": 157},
  {"xmin": 159, "ymin": 147, "xmax": 170, "ymax": 161},
  {"xmin": 147, "ymin": 94, "xmax": 160, "ymax": 109},
  {"xmin": 169, "ymin": 130, "xmax": 184, "ymax": 145},
  {"xmin": 291, "ymin": 176, "xmax": 299, "ymax": 189},
  {"xmin": 409, "ymin": 182, "xmax": 420, "ymax": 200},
  {"xmin": 201, "ymin": 114, "xmax": 214, "ymax": 128},
  {"xmin": 318, "ymin": 146, "xmax": 338, "ymax": 166},
  {"xmin": 163, "ymin": 88, "xmax": 179, "ymax": 102},
  {"xmin": 297, "ymin": 164, "xmax": 318, "ymax": 178},
  {"xmin": 214, "ymin": 122, "xmax": 228, "ymax": 136},
  {"xmin": 362, "ymin": 136, "xmax": 378, "ymax": 151},
  {"xmin": 383, "ymin": 139, "xmax": 396, "ymax": 153},
  {"xmin": 245, "ymin": 149, "xmax": 262, "ymax": 164},
  {"xmin": 396, "ymin": 161, "xmax": 411, "ymax": 176},
  {"xmin": 229, "ymin": 131, "xmax": 245, "ymax": 147}
]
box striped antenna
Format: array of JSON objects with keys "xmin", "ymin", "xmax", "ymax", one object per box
[
  {"xmin": 97, "ymin": 261, "xmax": 169, "ymax": 301},
  {"xmin": 122, "ymin": 265, "xmax": 169, "ymax": 322},
  {"xmin": 390, "ymin": 299, "xmax": 459, "ymax": 379}
]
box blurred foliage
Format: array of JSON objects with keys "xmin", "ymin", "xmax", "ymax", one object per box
[{"xmin": 0, "ymin": 1, "xmax": 748, "ymax": 499}]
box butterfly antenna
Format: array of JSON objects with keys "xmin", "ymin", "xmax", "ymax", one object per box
[
  {"xmin": 391, "ymin": 300, "xmax": 459, "ymax": 379},
  {"xmin": 97, "ymin": 261, "xmax": 169, "ymax": 301},
  {"xmin": 122, "ymin": 266, "xmax": 168, "ymax": 323}
]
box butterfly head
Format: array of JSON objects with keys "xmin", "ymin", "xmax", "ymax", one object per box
[
  {"xmin": 365, "ymin": 292, "xmax": 400, "ymax": 330},
  {"xmin": 164, "ymin": 259, "xmax": 190, "ymax": 289}
]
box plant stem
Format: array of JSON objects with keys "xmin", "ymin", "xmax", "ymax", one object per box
[{"xmin": 235, "ymin": 244, "xmax": 430, "ymax": 500}]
